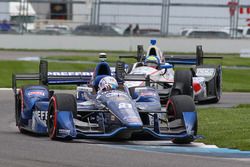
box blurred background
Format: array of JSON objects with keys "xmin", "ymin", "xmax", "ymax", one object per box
[{"xmin": 0, "ymin": 0, "xmax": 250, "ymax": 38}]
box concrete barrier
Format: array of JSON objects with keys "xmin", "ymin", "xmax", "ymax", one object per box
[{"xmin": 0, "ymin": 34, "xmax": 250, "ymax": 53}]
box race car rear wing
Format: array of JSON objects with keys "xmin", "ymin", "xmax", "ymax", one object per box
[
  {"xmin": 12, "ymin": 60, "xmax": 93, "ymax": 94},
  {"xmin": 165, "ymin": 45, "xmax": 223, "ymax": 66}
]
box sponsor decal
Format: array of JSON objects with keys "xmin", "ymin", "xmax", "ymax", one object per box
[
  {"xmin": 105, "ymin": 92, "xmax": 127, "ymax": 97},
  {"xmin": 58, "ymin": 129, "xmax": 71, "ymax": 135},
  {"xmin": 196, "ymin": 68, "xmax": 215, "ymax": 77},
  {"xmin": 37, "ymin": 110, "xmax": 48, "ymax": 121},
  {"xmin": 48, "ymin": 72, "xmax": 93, "ymax": 76},
  {"xmin": 193, "ymin": 77, "xmax": 205, "ymax": 83},
  {"xmin": 140, "ymin": 91, "xmax": 156, "ymax": 96},
  {"xmin": 28, "ymin": 91, "xmax": 45, "ymax": 96}
]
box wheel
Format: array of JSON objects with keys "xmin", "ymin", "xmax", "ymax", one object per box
[
  {"xmin": 171, "ymin": 70, "xmax": 193, "ymax": 97},
  {"xmin": 16, "ymin": 85, "xmax": 49, "ymax": 133},
  {"xmin": 15, "ymin": 89, "xmax": 26, "ymax": 133},
  {"xmin": 167, "ymin": 95, "xmax": 195, "ymax": 120},
  {"xmin": 47, "ymin": 93, "xmax": 77, "ymax": 140},
  {"xmin": 166, "ymin": 95, "xmax": 197, "ymax": 144}
]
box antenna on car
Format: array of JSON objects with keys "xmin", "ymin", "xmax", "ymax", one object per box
[{"xmin": 99, "ymin": 53, "xmax": 107, "ymax": 61}]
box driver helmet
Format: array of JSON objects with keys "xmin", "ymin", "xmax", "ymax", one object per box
[
  {"xmin": 98, "ymin": 76, "xmax": 118, "ymax": 91},
  {"xmin": 144, "ymin": 55, "xmax": 160, "ymax": 68}
]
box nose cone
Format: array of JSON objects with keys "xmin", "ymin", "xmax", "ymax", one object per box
[{"xmin": 124, "ymin": 116, "xmax": 143, "ymax": 129}]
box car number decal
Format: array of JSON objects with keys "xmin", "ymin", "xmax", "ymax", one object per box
[{"xmin": 118, "ymin": 103, "xmax": 132, "ymax": 109}]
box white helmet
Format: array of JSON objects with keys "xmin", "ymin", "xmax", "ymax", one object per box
[{"xmin": 98, "ymin": 76, "xmax": 118, "ymax": 91}]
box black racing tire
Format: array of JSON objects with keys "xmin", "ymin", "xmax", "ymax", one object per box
[
  {"xmin": 47, "ymin": 93, "xmax": 77, "ymax": 140},
  {"xmin": 166, "ymin": 95, "xmax": 197, "ymax": 144},
  {"xmin": 171, "ymin": 70, "xmax": 193, "ymax": 97},
  {"xmin": 15, "ymin": 90, "xmax": 26, "ymax": 134},
  {"xmin": 167, "ymin": 95, "xmax": 195, "ymax": 120}
]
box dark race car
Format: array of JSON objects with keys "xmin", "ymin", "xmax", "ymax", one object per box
[{"xmin": 12, "ymin": 57, "xmax": 200, "ymax": 144}]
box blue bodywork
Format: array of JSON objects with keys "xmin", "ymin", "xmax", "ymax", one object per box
[{"xmin": 16, "ymin": 60, "xmax": 199, "ymax": 142}]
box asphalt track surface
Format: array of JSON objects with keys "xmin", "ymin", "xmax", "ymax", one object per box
[{"xmin": 1, "ymin": 89, "xmax": 250, "ymax": 167}]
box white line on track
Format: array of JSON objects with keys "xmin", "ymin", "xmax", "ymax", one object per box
[{"xmin": 0, "ymin": 88, "xmax": 13, "ymax": 90}]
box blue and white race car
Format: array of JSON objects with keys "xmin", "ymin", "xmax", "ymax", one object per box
[
  {"xmin": 116, "ymin": 40, "xmax": 222, "ymax": 104},
  {"xmin": 12, "ymin": 57, "xmax": 200, "ymax": 144}
]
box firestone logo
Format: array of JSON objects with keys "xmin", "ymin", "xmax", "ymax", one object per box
[{"xmin": 28, "ymin": 91, "xmax": 45, "ymax": 96}]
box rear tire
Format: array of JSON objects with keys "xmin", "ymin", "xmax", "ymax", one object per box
[
  {"xmin": 16, "ymin": 85, "xmax": 49, "ymax": 133},
  {"xmin": 166, "ymin": 95, "xmax": 197, "ymax": 144},
  {"xmin": 15, "ymin": 90, "xmax": 26, "ymax": 133},
  {"xmin": 47, "ymin": 93, "xmax": 77, "ymax": 140},
  {"xmin": 171, "ymin": 70, "xmax": 193, "ymax": 97}
]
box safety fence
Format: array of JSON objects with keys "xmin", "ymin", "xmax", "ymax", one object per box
[{"xmin": 0, "ymin": 0, "xmax": 250, "ymax": 38}]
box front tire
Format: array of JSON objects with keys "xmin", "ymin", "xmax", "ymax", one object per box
[
  {"xmin": 47, "ymin": 93, "xmax": 77, "ymax": 140},
  {"xmin": 166, "ymin": 95, "xmax": 197, "ymax": 144}
]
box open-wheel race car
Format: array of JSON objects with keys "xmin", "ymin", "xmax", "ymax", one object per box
[
  {"xmin": 116, "ymin": 40, "xmax": 222, "ymax": 104},
  {"xmin": 12, "ymin": 56, "xmax": 200, "ymax": 144}
]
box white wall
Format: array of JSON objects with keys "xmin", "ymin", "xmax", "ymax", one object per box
[{"xmin": 0, "ymin": 34, "xmax": 250, "ymax": 53}]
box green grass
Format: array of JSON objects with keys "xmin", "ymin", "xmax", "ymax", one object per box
[
  {"xmin": 223, "ymin": 69, "xmax": 250, "ymax": 92},
  {"xmin": 198, "ymin": 105, "xmax": 250, "ymax": 151}
]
